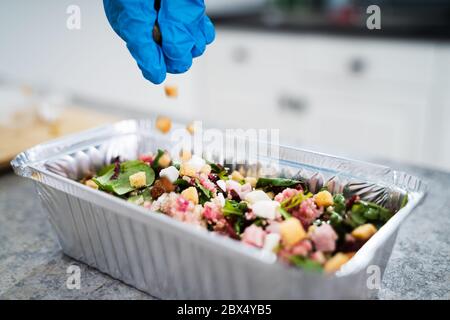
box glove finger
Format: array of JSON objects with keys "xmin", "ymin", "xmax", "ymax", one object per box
[
  {"xmin": 131, "ymin": 41, "xmax": 167, "ymax": 84},
  {"xmin": 203, "ymin": 16, "xmax": 215, "ymax": 45},
  {"xmin": 158, "ymin": 21, "xmax": 194, "ymax": 74},
  {"xmin": 159, "ymin": 0, "xmax": 205, "ymax": 72},
  {"xmin": 164, "ymin": 52, "xmax": 193, "ymax": 74},
  {"xmin": 103, "ymin": 0, "xmax": 166, "ymax": 84},
  {"xmin": 191, "ymin": 16, "xmax": 215, "ymax": 58}
]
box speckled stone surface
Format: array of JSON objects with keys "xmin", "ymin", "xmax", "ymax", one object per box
[{"xmin": 0, "ymin": 162, "xmax": 449, "ymax": 300}]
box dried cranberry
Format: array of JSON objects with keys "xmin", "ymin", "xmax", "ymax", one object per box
[
  {"xmin": 159, "ymin": 177, "xmax": 175, "ymax": 193},
  {"xmin": 111, "ymin": 156, "xmax": 121, "ymax": 180},
  {"xmin": 339, "ymin": 233, "xmax": 365, "ymax": 252},
  {"xmin": 150, "ymin": 184, "xmax": 165, "ymax": 199},
  {"xmin": 346, "ymin": 195, "xmax": 360, "ymax": 210},
  {"xmin": 229, "ymin": 189, "xmax": 241, "ymax": 201},
  {"xmin": 208, "ymin": 173, "xmax": 218, "ymax": 182},
  {"xmin": 223, "ymin": 221, "xmax": 239, "ymax": 240}
]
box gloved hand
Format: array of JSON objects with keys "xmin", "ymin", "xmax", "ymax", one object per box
[{"xmin": 103, "ymin": 0, "xmax": 215, "ymax": 84}]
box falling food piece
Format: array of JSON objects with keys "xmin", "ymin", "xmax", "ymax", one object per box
[
  {"xmin": 155, "ymin": 116, "xmax": 172, "ymax": 134},
  {"xmin": 186, "ymin": 122, "xmax": 195, "ymax": 135},
  {"xmin": 48, "ymin": 121, "xmax": 61, "ymax": 137},
  {"xmin": 164, "ymin": 85, "xmax": 178, "ymax": 98}
]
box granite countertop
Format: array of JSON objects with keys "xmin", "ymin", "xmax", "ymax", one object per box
[{"xmin": 0, "ymin": 162, "xmax": 449, "ymax": 300}]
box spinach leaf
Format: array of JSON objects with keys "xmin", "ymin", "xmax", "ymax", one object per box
[
  {"xmin": 97, "ymin": 163, "xmax": 115, "ymax": 177},
  {"xmin": 348, "ymin": 203, "xmax": 367, "ymax": 227},
  {"xmin": 333, "ymin": 194, "xmax": 346, "ymax": 214},
  {"xmin": 256, "ymin": 177, "xmax": 304, "ymax": 190},
  {"xmin": 234, "ymin": 216, "xmax": 244, "ymax": 234},
  {"xmin": 329, "ymin": 211, "xmax": 343, "ymax": 227},
  {"xmin": 195, "ymin": 180, "xmax": 212, "ymax": 205},
  {"xmin": 400, "ymin": 194, "xmax": 408, "ymax": 209},
  {"xmin": 93, "ymin": 160, "xmax": 155, "ymax": 196},
  {"xmin": 151, "ymin": 149, "xmax": 165, "ymax": 171},
  {"xmin": 93, "ymin": 167, "xmax": 116, "ymax": 192},
  {"xmin": 349, "ymin": 200, "xmax": 393, "ymax": 225},
  {"xmin": 128, "ymin": 194, "xmax": 144, "ymax": 205},
  {"xmin": 174, "ymin": 178, "xmax": 191, "ymax": 192},
  {"xmin": 222, "ymin": 200, "xmax": 248, "ymax": 217},
  {"xmin": 209, "ymin": 162, "xmax": 229, "ymax": 180},
  {"xmin": 290, "ymin": 256, "xmax": 323, "ymax": 272}
]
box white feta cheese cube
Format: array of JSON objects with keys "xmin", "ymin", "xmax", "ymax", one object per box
[
  {"xmin": 263, "ymin": 233, "xmax": 281, "ymax": 252},
  {"xmin": 187, "ymin": 155, "xmax": 205, "ymax": 172},
  {"xmin": 244, "ymin": 190, "xmax": 271, "ymax": 204},
  {"xmin": 159, "ymin": 166, "xmax": 179, "ymax": 183},
  {"xmin": 216, "ymin": 180, "xmax": 227, "ymax": 192},
  {"xmin": 215, "ymin": 193, "xmax": 226, "ymax": 207},
  {"xmin": 251, "ymin": 200, "xmax": 280, "ymax": 220}
]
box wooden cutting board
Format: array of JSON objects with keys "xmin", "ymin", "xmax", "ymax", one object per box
[{"xmin": 0, "ymin": 106, "xmax": 120, "ymax": 170}]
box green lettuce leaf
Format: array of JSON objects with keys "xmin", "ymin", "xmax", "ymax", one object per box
[{"xmin": 93, "ymin": 160, "xmax": 155, "ymax": 196}]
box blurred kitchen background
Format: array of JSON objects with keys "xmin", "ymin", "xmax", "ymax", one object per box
[{"xmin": 1, "ymin": 0, "xmax": 450, "ymax": 171}]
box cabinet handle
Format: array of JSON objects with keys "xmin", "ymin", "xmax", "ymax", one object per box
[{"xmin": 278, "ymin": 94, "xmax": 308, "ymax": 113}]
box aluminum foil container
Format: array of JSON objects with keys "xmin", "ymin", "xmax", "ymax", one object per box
[{"xmin": 11, "ymin": 119, "xmax": 426, "ymax": 299}]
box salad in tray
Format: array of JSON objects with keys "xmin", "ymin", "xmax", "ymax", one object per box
[{"xmin": 81, "ymin": 149, "xmax": 400, "ymax": 273}]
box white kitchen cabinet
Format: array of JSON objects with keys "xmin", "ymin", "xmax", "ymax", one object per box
[
  {"xmin": 430, "ymin": 45, "xmax": 450, "ymax": 171},
  {"xmin": 198, "ymin": 28, "xmax": 447, "ymax": 170}
]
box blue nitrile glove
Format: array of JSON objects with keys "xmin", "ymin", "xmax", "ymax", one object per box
[{"xmin": 103, "ymin": 0, "xmax": 215, "ymax": 84}]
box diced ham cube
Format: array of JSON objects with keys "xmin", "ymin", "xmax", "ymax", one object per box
[
  {"xmin": 310, "ymin": 223, "xmax": 338, "ymax": 252},
  {"xmin": 241, "ymin": 225, "xmax": 266, "ymax": 248}
]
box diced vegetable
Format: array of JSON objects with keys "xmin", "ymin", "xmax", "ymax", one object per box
[
  {"xmin": 314, "ymin": 190, "xmax": 334, "ymax": 207},
  {"xmin": 244, "ymin": 176, "xmax": 257, "ymax": 188},
  {"xmin": 231, "ymin": 170, "xmax": 244, "ymax": 182},
  {"xmin": 351, "ymin": 223, "xmax": 377, "ymax": 241},
  {"xmin": 279, "ymin": 218, "xmax": 306, "ymax": 246},
  {"xmin": 180, "ymin": 163, "xmax": 197, "ymax": 177},
  {"xmin": 324, "ymin": 252, "xmax": 350, "ymax": 273},
  {"xmin": 158, "ymin": 153, "xmax": 171, "ymax": 168},
  {"xmin": 181, "ymin": 186, "xmax": 199, "ymax": 205}
]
